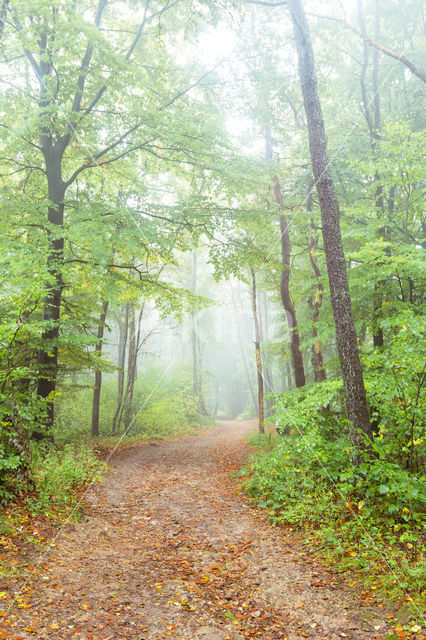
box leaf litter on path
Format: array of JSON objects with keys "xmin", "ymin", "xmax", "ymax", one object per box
[{"xmin": 0, "ymin": 421, "xmax": 407, "ymax": 639}]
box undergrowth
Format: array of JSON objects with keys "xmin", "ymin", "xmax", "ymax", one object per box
[
  {"xmin": 240, "ymin": 378, "xmax": 425, "ymax": 631},
  {"xmin": 27, "ymin": 443, "xmax": 107, "ymax": 517}
]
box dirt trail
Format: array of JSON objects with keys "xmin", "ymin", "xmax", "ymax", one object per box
[{"xmin": 3, "ymin": 420, "xmax": 391, "ymax": 640}]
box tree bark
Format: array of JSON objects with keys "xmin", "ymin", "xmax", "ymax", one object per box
[
  {"xmin": 307, "ymin": 189, "xmax": 326, "ymax": 382},
  {"xmin": 250, "ymin": 268, "xmax": 264, "ymax": 433},
  {"xmin": 0, "ymin": 0, "xmax": 9, "ymax": 42},
  {"xmin": 36, "ymin": 148, "xmax": 66, "ymax": 431},
  {"xmin": 288, "ymin": 0, "xmax": 373, "ymax": 446},
  {"xmin": 112, "ymin": 305, "xmax": 129, "ymax": 434},
  {"xmin": 264, "ymin": 126, "xmax": 305, "ymax": 388},
  {"xmin": 261, "ymin": 292, "xmax": 274, "ymax": 414},
  {"xmin": 91, "ymin": 300, "xmax": 109, "ymax": 438},
  {"xmin": 122, "ymin": 301, "xmax": 136, "ymax": 431},
  {"xmin": 191, "ymin": 252, "xmax": 199, "ymax": 401},
  {"xmin": 286, "ymin": 361, "xmax": 292, "ymax": 391},
  {"xmin": 231, "ymin": 286, "xmax": 258, "ymax": 410}
]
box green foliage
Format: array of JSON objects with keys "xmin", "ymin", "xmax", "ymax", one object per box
[
  {"xmin": 28, "ymin": 443, "xmax": 106, "ymax": 517},
  {"xmin": 241, "ymin": 380, "xmax": 425, "ymax": 604},
  {"xmin": 54, "ymin": 364, "xmax": 207, "ymax": 442},
  {"xmin": 363, "ymin": 311, "xmax": 425, "ymax": 471}
]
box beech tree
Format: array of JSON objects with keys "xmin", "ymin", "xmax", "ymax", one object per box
[
  {"xmin": 287, "ymin": 0, "xmax": 373, "ymax": 446},
  {"xmin": 1, "ymin": 0, "xmax": 225, "ymax": 432}
]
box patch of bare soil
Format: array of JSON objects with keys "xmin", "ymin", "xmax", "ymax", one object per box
[{"xmin": 1, "ymin": 421, "xmax": 392, "ymax": 639}]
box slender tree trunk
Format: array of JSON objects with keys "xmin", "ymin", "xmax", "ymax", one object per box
[
  {"xmin": 112, "ymin": 305, "xmax": 129, "ymax": 434},
  {"xmin": 372, "ymin": 0, "xmax": 385, "ymax": 349},
  {"xmin": 288, "ymin": 0, "xmax": 373, "ymax": 447},
  {"xmin": 276, "ymin": 187, "xmax": 306, "ymax": 387},
  {"xmin": 307, "ymin": 189, "xmax": 326, "ymax": 382},
  {"xmin": 261, "ymin": 292, "xmax": 274, "ymax": 414},
  {"xmin": 231, "ymin": 286, "xmax": 258, "ymax": 411},
  {"xmin": 134, "ymin": 303, "xmax": 145, "ymax": 379},
  {"xmin": 190, "ymin": 251, "xmax": 207, "ymax": 412},
  {"xmin": 308, "ymin": 234, "xmax": 326, "ymax": 383},
  {"xmin": 286, "ymin": 361, "xmax": 292, "ymax": 391},
  {"xmin": 0, "ymin": 0, "xmax": 9, "ymax": 41},
  {"xmin": 358, "ymin": 0, "xmax": 385, "ymax": 349},
  {"xmin": 191, "ymin": 251, "xmax": 199, "ymax": 401},
  {"xmin": 91, "ymin": 301, "xmax": 109, "ymax": 437},
  {"xmin": 250, "ymin": 268, "xmax": 264, "ymax": 433},
  {"xmin": 122, "ymin": 301, "xmax": 136, "ymax": 431},
  {"xmin": 264, "ymin": 126, "xmax": 305, "ymax": 388}
]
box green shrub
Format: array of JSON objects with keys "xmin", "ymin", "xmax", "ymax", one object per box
[
  {"xmin": 54, "ymin": 363, "xmax": 209, "ymax": 442},
  {"xmin": 28, "ymin": 443, "xmax": 106, "ymax": 516},
  {"xmin": 241, "ymin": 376, "xmax": 425, "ymax": 606}
]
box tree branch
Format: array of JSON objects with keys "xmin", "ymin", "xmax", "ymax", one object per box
[
  {"xmin": 160, "ymin": 58, "xmax": 226, "ymax": 110},
  {"xmin": 125, "ymin": 0, "xmax": 150, "ymax": 60},
  {"xmin": 309, "ymin": 11, "xmax": 426, "ymax": 83},
  {"xmin": 64, "ymin": 126, "xmax": 151, "ymax": 186},
  {"xmin": 70, "ymin": 0, "xmax": 107, "ymax": 117}
]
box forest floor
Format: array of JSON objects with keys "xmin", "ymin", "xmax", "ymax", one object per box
[{"xmin": 0, "ymin": 420, "xmax": 399, "ymax": 640}]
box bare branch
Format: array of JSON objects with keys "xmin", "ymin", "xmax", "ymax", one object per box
[
  {"xmin": 64, "ymin": 127, "xmax": 155, "ymax": 186},
  {"xmin": 70, "ymin": 0, "xmax": 108, "ymax": 117},
  {"xmin": 309, "ymin": 11, "xmax": 426, "ymax": 83},
  {"xmin": 125, "ymin": 0, "xmax": 150, "ymax": 60},
  {"xmin": 161, "ymin": 58, "xmax": 226, "ymax": 110}
]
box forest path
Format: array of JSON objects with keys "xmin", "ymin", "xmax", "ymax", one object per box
[{"xmin": 6, "ymin": 420, "xmax": 391, "ymax": 640}]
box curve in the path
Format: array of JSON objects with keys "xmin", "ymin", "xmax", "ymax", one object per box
[{"xmin": 5, "ymin": 420, "xmax": 390, "ymax": 640}]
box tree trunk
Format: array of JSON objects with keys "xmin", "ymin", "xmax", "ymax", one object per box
[
  {"xmin": 231, "ymin": 286, "xmax": 258, "ymax": 411},
  {"xmin": 134, "ymin": 302, "xmax": 145, "ymax": 379},
  {"xmin": 261, "ymin": 292, "xmax": 274, "ymax": 414},
  {"xmin": 307, "ymin": 189, "xmax": 326, "ymax": 382},
  {"xmin": 288, "ymin": 0, "xmax": 373, "ymax": 447},
  {"xmin": 91, "ymin": 300, "xmax": 109, "ymax": 438},
  {"xmin": 191, "ymin": 252, "xmax": 199, "ymax": 400},
  {"xmin": 286, "ymin": 361, "xmax": 292, "ymax": 391},
  {"xmin": 112, "ymin": 305, "xmax": 129, "ymax": 434},
  {"xmin": 357, "ymin": 0, "xmax": 385, "ymax": 350},
  {"xmin": 308, "ymin": 233, "xmax": 326, "ymax": 383},
  {"xmin": 250, "ymin": 268, "xmax": 264, "ymax": 433},
  {"xmin": 36, "ymin": 149, "xmax": 66, "ymax": 433},
  {"xmin": 122, "ymin": 302, "xmax": 136, "ymax": 432},
  {"xmin": 190, "ymin": 251, "xmax": 207, "ymax": 412},
  {"xmin": 264, "ymin": 126, "xmax": 305, "ymax": 388},
  {"xmin": 0, "ymin": 0, "xmax": 9, "ymax": 41}
]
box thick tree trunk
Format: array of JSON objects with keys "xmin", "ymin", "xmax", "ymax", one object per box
[
  {"xmin": 264, "ymin": 126, "xmax": 305, "ymax": 388},
  {"xmin": 112, "ymin": 305, "xmax": 129, "ymax": 434},
  {"xmin": 91, "ymin": 300, "xmax": 109, "ymax": 437},
  {"xmin": 288, "ymin": 0, "xmax": 373, "ymax": 446},
  {"xmin": 36, "ymin": 149, "xmax": 66, "ymax": 433},
  {"xmin": 250, "ymin": 268, "xmax": 264, "ymax": 433}
]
